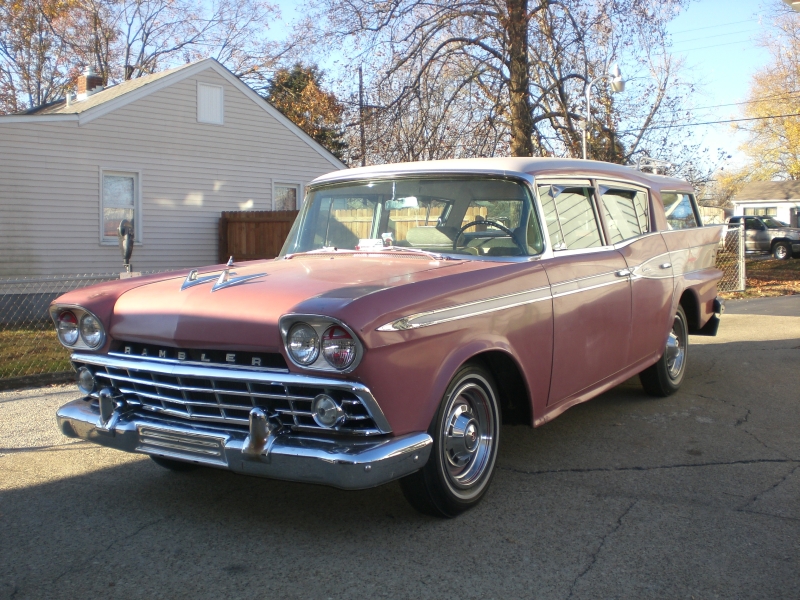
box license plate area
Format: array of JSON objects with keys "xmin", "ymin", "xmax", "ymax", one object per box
[{"xmin": 137, "ymin": 425, "xmax": 228, "ymax": 467}]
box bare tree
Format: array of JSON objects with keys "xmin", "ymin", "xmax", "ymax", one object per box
[
  {"xmin": 0, "ymin": 0, "xmax": 76, "ymax": 112},
  {"xmin": 309, "ymin": 0, "xmax": 696, "ymax": 165}
]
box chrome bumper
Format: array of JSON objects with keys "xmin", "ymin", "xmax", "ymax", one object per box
[{"xmin": 56, "ymin": 398, "xmax": 432, "ymax": 490}]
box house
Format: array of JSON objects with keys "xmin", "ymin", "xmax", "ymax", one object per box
[
  {"xmin": 731, "ymin": 181, "xmax": 800, "ymax": 227},
  {"xmin": 0, "ymin": 59, "xmax": 345, "ymax": 276}
]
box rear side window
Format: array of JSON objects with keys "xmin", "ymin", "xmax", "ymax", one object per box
[
  {"xmin": 662, "ymin": 193, "xmax": 698, "ymax": 229},
  {"xmin": 600, "ymin": 189, "xmax": 649, "ymax": 243},
  {"xmin": 539, "ymin": 186, "xmax": 603, "ymax": 250}
]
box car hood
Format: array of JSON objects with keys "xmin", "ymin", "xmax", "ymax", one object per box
[{"xmin": 106, "ymin": 254, "xmax": 495, "ymax": 351}]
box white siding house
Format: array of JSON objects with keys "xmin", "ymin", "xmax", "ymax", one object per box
[
  {"xmin": 731, "ymin": 181, "xmax": 800, "ymax": 228},
  {"xmin": 0, "ymin": 59, "xmax": 345, "ymax": 276}
]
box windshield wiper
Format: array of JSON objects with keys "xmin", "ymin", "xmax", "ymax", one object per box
[
  {"xmin": 376, "ymin": 247, "xmax": 452, "ymax": 260},
  {"xmin": 285, "ymin": 246, "xmax": 452, "ymax": 261}
]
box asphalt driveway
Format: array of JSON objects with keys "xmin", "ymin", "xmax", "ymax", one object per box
[{"xmin": 1, "ymin": 296, "xmax": 799, "ymax": 599}]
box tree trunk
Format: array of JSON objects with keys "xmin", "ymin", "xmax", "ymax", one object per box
[{"xmin": 506, "ymin": 0, "xmax": 533, "ymax": 157}]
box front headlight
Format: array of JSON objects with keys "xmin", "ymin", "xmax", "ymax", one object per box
[
  {"xmin": 56, "ymin": 311, "xmax": 79, "ymax": 346},
  {"xmin": 79, "ymin": 313, "xmax": 105, "ymax": 348},
  {"xmin": 321, "ymin": 326, "xmax": 358, "ymax": 370},
  {"xmin": 287, "ymin": 322, "xmax": 320, "ymax": 365}
]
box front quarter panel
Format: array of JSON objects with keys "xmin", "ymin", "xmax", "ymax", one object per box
[{"xmin": 347, "ymin": 262, "xmax": 553, "ymax": 435}]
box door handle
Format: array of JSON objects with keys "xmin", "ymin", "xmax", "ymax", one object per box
[
  {"xmin": 615, "ymin": 269, "xmax": 631, "ymax": 277},
  {"xmin": 659, "ymin": 262, "xmax": 672, "ymax": 269}
]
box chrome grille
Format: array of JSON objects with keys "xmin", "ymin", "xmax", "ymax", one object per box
[{"xmin": 74, "ymin": 355, "xmax": 386, "ymax": 436}]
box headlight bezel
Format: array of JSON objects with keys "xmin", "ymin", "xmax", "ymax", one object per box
[
  {"xmin": 279, "ymin": 315, "xmax": 364, "ymax": 373},
  {"xmin": 50, "ymin": 305, "xmax": 107, "ymax": 351}
]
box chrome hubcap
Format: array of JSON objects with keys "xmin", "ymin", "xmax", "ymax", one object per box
[
  {"xmin": 666, "ymin": 314, "xmax": 686, "ymax": 380},
  {"xmin": 442, "ymin": 380, "xmax": 497, "ymax": 491},
  {"xmin": 776, "ymin": 245, "xmax": 788, "ymax": 259}
]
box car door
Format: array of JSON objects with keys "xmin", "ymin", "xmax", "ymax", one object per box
[
  {"xmin": 744, "ymin": 217, "xmax": 769, "ymax": 251},
  {"xmin": 598, "ymin": 183, "xmax": 674, "ymax": 367},
  {"xmin": 537, "ymin": 181, "xmax": 632, "ymax": 406}
]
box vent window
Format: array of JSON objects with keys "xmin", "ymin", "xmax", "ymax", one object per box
[{"xmin": 197, "ymin": 83, "xmax": 224, "ymax": 124}]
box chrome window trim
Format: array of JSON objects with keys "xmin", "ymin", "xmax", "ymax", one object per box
[
  {"xmin": 292, "ymin": 173, "xmax": 545, "ymax": 262},
  {"xmin": 70, "ymin": 352, "xmax": 392, "ymax": 434}
]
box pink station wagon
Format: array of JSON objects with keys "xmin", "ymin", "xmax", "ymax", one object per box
[{"xmin": 52, "ymin": 158, "xmax": 724, "ymax": 517}]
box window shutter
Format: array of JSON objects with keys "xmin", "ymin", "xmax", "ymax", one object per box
[{"xmin": 197, "ymin": 83, "xmax": 224, "ymax": 124}]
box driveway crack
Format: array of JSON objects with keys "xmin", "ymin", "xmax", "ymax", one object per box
[
  {"xmin": 741, "ymin": 463, "xmax": 800, "ymax": 509},
  {"xmin": 52, "ymin": 517, "xmax": 166, "ymax": 583},
  {"xmin": 567, "ymin": 500, "xmax": 637, "ymax": 599},
  {"xmin": 497, "ymin": 458, "xmax": 798, "ymax": 477}
]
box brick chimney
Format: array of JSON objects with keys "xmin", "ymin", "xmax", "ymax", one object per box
[{"xmin": 76, "ymin": 66, "xmax": 104, "ymax": 101}]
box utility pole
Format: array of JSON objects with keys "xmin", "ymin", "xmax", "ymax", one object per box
[{"xmin": 359, "ymin": 65, "xmax": 366, "ymax": 167}]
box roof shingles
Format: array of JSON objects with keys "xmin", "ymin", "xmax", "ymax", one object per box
[
  {"xmin": 734, "ymin": 180, "xmax": 800, "ymax": 202},
  {"xmin": 23, "ymin": 63, "xmax": 195, "ymax": 115}
]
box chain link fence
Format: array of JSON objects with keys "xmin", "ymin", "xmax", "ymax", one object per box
[
  {"xmin": 716, "ymin": 222, "xmax": 746, "ymax": 292},
  {"xmin": 0, "ymin": 274, "xmax": 127, "ymax": 385}
]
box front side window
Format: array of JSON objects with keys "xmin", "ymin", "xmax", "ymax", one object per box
[
  {"xmin": 538, "ymin": 185, "xmax": 603, "ymax": 250},
  {"xmin": 280, "ymin": 177, "xmax": 542, "ymax": 258},
  {"xmin": 744, "ymin": 217, "xmax": 763, "ymax": 231},
  {"xmin": 101, "ymin": 171, "xmax": 139, "ymax": 243},
  {"xmin": 601, "ymin": 188, "xmax": 649, "ymax": 243},
  {"xmin": 662, "ymin": 193, "xmax": 698, "ymax": 229}
]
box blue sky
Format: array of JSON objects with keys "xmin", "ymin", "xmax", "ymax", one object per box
[
  {"xmin": 272, "ymin": 0, "xmax": 777, "ymax": 167},
  {"xmin": 666, "ymin": 0, "xmax": 774, "ymax": 167}
]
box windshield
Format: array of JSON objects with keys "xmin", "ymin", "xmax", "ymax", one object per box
[
  {"xmin": 279, "ymin": 177, "xmax": 544, "ymax": 258},
  {"xmin": 762, "ymin": 217, "xmax": 786, "ymax": 229}
]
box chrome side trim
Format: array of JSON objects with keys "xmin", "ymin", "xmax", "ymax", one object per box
[
  {"xmin": 70, "ymin": 352, "xmax": 392, "ymax": 434},
  {"xmin": 377, "ymin": 285, "xmax": 552, "ymax": 331},
  {"xmin": 551, "ymin": 276, "xmax": 627, "ymax": 299}
]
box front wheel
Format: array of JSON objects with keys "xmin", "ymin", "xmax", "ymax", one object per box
[
  {"xmin": 400, "ymin": 364, "xmax": 501, "ymax": 517},
  {"xmin": 639, "ymin": 306, "xmax": 688, "ymax": 397},
  {"xmin": 773, "ymin": 241, "xmax": 791, "ymax": 260}
]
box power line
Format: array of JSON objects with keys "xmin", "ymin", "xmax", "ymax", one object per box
[
  {"xmin": 619, "ymin": 112, "xmax": 800, "ymax": 134},
  {"xmin": 670, "ymin": 17, "xmax": 760, "ymax": 35},
  {"xmin": 692, "ymin": 90, "xmax": 800, "ymax": 111},
  {"xmin": 671, "ymin": 27, "xmax": 760, "ymax": 45},
  {"xmin": 672, "ymin": 39, "xmax": 756, "ymax": 53}
]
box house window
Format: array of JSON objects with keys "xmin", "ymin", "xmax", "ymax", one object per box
[
  {"xmin": 101, "ymin": 171, "xmax": 140, "ymax": 243},
  {"xmin": 743, "ymin": 207, "xmax": 777, "ymax": 216},
  {"xmin": 197, "ymin": 83, "xmax": 224, "ymax": 124},
  {"xmin": 275, "ymin": 184, "xmax": 300, "ymax": 211}
]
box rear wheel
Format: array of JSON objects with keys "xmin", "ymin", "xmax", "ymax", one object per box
[
  {"xmin": 400, "ymin": 364, "xmax": 501, "ymax": 517},
  {"xmin": 773, "ymin": 241, "xmax": 791, "ymax": 260},
  {"xmin": 640, "ymin": 306, "xmax": 688, "ymax": 397},
  {"xmin": 149, "ymin": 455, "xmax": 198, "ymax": 471}
]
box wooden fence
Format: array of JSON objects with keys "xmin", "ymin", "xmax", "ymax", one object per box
[
  {"xmin": 218, "ymin": 206, "xmax": 491, "ymax": 262},
  {"xmin": 218, "ymin": 211, "xmax": 299, "ymax": 263}
]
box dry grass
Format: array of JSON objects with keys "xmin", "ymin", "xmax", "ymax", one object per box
[
  {"xmin": 721, "ymin": 257, "xmax": 800, "ymax": 300},
  {"xmin": 0, "ymin": 327, "xmax": 71, "ymax": 379}
]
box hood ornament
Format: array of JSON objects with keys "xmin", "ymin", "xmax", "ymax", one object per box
[{"xmin": 181, "ymin": 257, "xmax": 267, "ymax": 292}]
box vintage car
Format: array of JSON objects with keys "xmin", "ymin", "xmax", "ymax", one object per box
[{"xmin": 52, "ymin": 158, "xmax": 724, "ymax": 517}]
